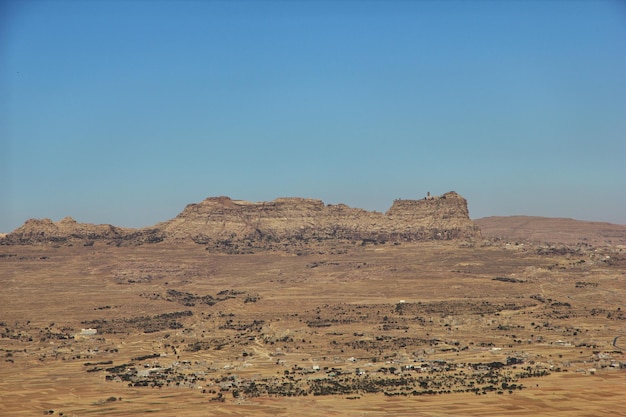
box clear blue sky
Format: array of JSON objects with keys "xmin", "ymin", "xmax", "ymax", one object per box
[{"xmin": 2, "ymin": 0, "xmax": 625, "ymax": 232}]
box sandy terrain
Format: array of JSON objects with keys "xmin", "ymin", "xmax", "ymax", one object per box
[{"xmin": 1, "ymin": 240, "xmax": 624, "ymax": 416}]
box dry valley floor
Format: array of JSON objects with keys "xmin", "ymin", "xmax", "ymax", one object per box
[{"xmin": 1, "ymin": 240, "xmax": 624, "ymax": 416}]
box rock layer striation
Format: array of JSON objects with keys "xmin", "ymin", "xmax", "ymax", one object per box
[{"xmin": 2, "ymin": 192, "xmax": 479, "ymax": 251}]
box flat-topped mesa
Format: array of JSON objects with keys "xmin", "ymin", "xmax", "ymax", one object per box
[
  {"xmin": 161, "ymin": 196, "xmax": 330, "ymax": 242},
  {"xmin": 386, "ymin": 191, "xmax": 470, "ymax": 223},
  {"xmin": 175, "ymin": 196, "xmax": 326, "ymax": 219},
  {"xmin": 382, "ymin": 192, "xmax": 476, "ymax": 241},
  {"xmin": 159, "ymin": 192, "xmax": 479, "ymax": 246},
  {"xmin": 1, "ymin": 191, "xmax": 480, "ymax": 249}
]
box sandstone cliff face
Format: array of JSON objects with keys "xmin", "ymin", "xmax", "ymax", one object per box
[
  {"xmin": 157, "ymin": 191, "xmax": 479, "ymax": 251},
  {"xmin": 2, "ymin": 192, "xmax": 479, "ymax": 250},
  {"xmin": 385, "ymin": 192, "xmax": 474, "ymax": 237}
]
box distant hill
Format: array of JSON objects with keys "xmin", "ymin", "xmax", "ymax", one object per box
[
  {"xmin": 475, "ymin": 216, "xmax": 626, "ymax": 246},
  {"xmin": 1, "ymin": 192, "xmax": 480, "ymax": 251}
]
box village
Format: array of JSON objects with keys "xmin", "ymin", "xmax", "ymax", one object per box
[{"xmin": 1, "ymin": 235, "xmax": 624, "ymax": 415}]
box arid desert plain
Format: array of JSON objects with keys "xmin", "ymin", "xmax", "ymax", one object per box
[{"xmin": 1, "ymin": 194, "xmax": 625, "ymax": 416}]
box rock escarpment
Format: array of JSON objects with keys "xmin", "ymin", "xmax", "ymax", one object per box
[{"xmin": 2, "ymin": 192, "xmax": 479, "ymax": 251}]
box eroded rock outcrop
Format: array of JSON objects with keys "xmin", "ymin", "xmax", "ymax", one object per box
[
  {"xmin": 1, "ymin": 216, "xmax": 162, "ymax": 246},
  {"xmin": 157, "ymin": 191, "xmax": 479, "ymax": 252},
  {"xmin": 2, "ymin": 192, "xmax": 479, "ymax": 251}
]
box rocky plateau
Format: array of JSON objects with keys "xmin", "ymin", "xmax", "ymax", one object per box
[{"xmin": 2, "ymin": 191, "xmax": 480, "ymax": 251}]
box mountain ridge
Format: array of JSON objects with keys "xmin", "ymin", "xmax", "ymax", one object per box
[{"xmin": 1, "ymin": 192, "xmax": 479, "ymax": 251}]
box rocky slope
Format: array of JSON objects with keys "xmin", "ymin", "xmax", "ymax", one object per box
[
  {"xmin": 158, "ymin": 191, "xmax": 478, "ymax": 251},
  {"xmin": 1, "ymin": 217, "xmax": 163, "ymax": 246},
  {"xmin": 2, "ymin": 192, "xmax": 479, "ymax": 251}
]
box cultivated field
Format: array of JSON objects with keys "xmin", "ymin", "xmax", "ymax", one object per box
[{"xmin": 1, "ymin": 240, "xmax": 624, "ymax": 416}]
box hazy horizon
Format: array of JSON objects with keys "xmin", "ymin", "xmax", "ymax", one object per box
[
  {"xmin": 2, "ymin": 1, "xmax": 625, "ymax": 232},
  {"xmin": 2, "ymin": 190, "xmax": 626, "ymax": 233}
]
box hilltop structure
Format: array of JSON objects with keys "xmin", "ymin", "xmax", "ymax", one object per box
[{"xmin": 1, "ymin": 192, "xmax": 480, "ymax": 251}]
